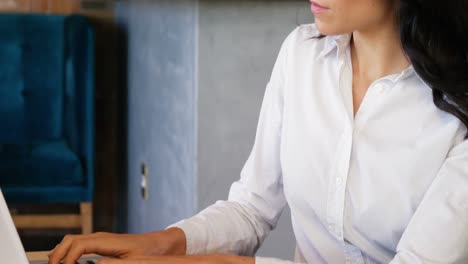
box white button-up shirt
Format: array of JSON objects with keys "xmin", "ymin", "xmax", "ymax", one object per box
[{"xmin": 167, "ymin": 23, "xmax": 468, "ymax": 264}]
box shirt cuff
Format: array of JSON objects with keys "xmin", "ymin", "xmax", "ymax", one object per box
[
  {"xmin": 165, "ymin": 219, "xmax": 205, "ymax": 255},
  {"xmin": 255, "ymin": 257, "xmax": 302, "ymax": 264}
]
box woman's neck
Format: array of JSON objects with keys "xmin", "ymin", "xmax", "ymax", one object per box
[{"xmin": 350, "ymin": 20, "xmax": 411, "ymax": 83}]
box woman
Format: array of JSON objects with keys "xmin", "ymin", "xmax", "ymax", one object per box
[{"xmin": 49, "ymin": 0, "xmax": 468, "ymax": 263}]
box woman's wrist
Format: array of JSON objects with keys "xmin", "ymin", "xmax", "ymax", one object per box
[
  {"xmin": 161, "ymin": 227, "xmax": 187, "ymax": 255},
  {"xmin": 144, "ymin": 227, "xmax": 187, "ymax": 256}
]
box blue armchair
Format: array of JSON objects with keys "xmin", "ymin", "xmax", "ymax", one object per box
[{"xmin": 0, "ymin": 14, "xmax": 95, "ymax": 233}]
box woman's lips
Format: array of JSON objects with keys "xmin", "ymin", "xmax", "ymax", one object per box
[{"xmin": 310, "ymin": 1, "xmax": 329, "ymax": 14}]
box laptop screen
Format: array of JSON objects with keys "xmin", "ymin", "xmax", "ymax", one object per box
[{"xmin": 0, "ymin": 189, "xmax": 29, "ymax": 264}]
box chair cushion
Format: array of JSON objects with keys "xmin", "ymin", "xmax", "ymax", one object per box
[
  {"xmin": 0, "ymin": 15, "xmax": 65, "ymax": 144},
  {"xmin": 0, "ymin": 140, "xmax": 84, "ymax": 187}
]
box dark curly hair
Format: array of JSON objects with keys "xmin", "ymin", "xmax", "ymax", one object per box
[
  {"xmin": 399, "ymin": 0, "xmax": 468, "ymax": 139},
  {"xmin": 307, "ymin": 0, "xmax": 468, "ymax": 139}
]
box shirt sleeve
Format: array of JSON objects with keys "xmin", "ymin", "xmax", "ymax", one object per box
[
  {"xmin": 165, "ymin": 26, "xmax": 298, "ymax": 256},
  {"xmin": 389, "ymin": 135, "xmax": 468, "ymax": 264}
]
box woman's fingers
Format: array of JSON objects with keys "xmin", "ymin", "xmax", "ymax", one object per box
[
  {"xmin": 48, "ymin": 234, "xmax": 79, "ymax": 264},
  {"xmin": 47, "ymin": 231, "xmax": 180, "ymax": 264},
  {"xmin": 62, "ymin": 237, "xmax": 100, "ymax": 264},
  {"xmin": 48, "ymin": 232, "xmax": 108, "ymax": 264}
]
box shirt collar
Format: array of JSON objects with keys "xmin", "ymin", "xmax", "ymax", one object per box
[
  {"xmin": 316, "ymin": 33, "xmax": 416, "ymax": 82},
  {"xmin": 317, "ymin": 33, "xmax": 352, "ymax": 60},
  {"xmin": 388, "ymin": 65, "xmax": 415, "ymax": 83}
]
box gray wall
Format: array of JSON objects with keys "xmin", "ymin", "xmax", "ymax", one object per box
[
  {"xmin": 115, "ymin": 0, "xmax": 198, "ymax": 233},
  {"xmin": 197, "ymin": 1, "xmax": 313, "ymax": 260}
]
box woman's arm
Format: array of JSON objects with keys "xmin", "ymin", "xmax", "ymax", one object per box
[
  {"xmin": 389, "ymin": 136, "xmax": 468, "ymax": 263},
  {"xmin": 167, "ymin": 200, "xmax": 274, "ymax": 256}
]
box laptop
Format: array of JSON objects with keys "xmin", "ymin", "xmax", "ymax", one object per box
[{"xmin": 0, "ymin": 189, "xmax": 101, "ymax": 264}]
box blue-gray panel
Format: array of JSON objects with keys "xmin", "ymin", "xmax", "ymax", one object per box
[{"xmin": 115, "ymin": 0, "xmax": 197, "ymax": 234}]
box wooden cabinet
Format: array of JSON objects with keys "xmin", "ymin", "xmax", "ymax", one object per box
[
  {"xmin": 0, "ymin": 0, "xmax": 112, "ymax": 14},
  {"xmin": 0, "ymin": 0, "xmax": 31, "ymax": 12}
]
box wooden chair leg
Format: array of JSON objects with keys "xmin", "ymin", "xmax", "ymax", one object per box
[{"xmin": 80, "ymin": 202, "xmax": 93, "ymax": 234}]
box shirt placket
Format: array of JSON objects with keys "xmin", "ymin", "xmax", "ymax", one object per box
[
  {"xmin": 325, "ymin": 131, "xmax": 352, "ymax": 241},
  {"xmin": 326, "ymin": 40, "xmax": 364, "ymax": 263}
]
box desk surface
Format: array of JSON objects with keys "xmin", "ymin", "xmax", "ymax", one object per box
[{"xmin": 27, "ymin": 251, "xmax": 49, "ymax": 261}]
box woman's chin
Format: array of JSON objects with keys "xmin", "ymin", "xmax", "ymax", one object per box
[
  {"xmin": 315, "ymin": 21, "xmax": 334, "ymax": 35},
  {"xmin": 315, "ymin": 21, "xmax": 348, "ymax": 36}
]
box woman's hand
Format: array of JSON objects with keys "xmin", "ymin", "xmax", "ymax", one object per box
[
  {"xmin": 95, "ymin": 254, "xmax": 255, "ymax": 264},
  {"xmin": 48, "ymin": 227, "xmax": 187, "ymax": 264}
]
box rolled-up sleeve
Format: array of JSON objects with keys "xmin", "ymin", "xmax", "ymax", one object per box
[
  {"xmin": 166, "ymin": 26, "xmax": 298, "ymax": 257},
  {"xmin": 390, "ymin": 137, "xmax": 468, "ymax": 264}
]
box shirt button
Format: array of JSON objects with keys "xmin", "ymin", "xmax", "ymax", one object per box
[
  {"xmin": 374, "ymin": 84, "xmax": 385, "ymax": 93},
  {"xmin": 336, "ymin": 177, "xmax": 343, "ymax": 186}
]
